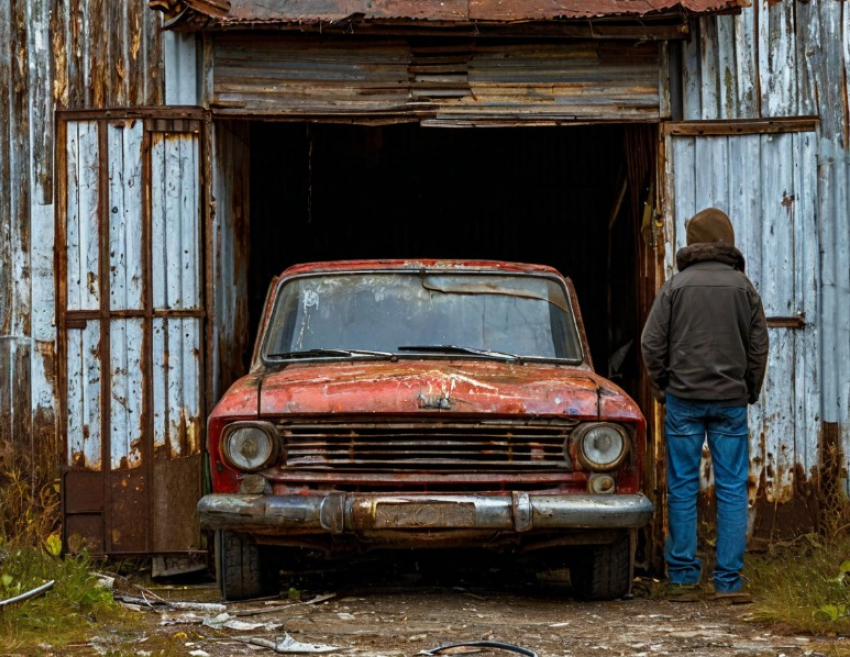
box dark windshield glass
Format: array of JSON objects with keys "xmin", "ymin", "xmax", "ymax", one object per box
[{"xmin": 263, "ymin": 273, "xmax": 583, "ymax": 362}]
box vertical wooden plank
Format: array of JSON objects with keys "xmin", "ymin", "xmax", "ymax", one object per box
[
  {"xmin": 165, "ymin": 136, "xmax": 184, "ymax": 310},
  {"xmin": 151, "ymin": 132, "xmax": 167, "ymax": 309},
  {"xmin": 759, "ymin": 132, "xmax": 796, "ymax": 502},
  {"xmin": 760, "ymin": 0, "xmax": 796, "ymax": 117},
  {"xmin": 0, "ymin": 341, "xmax": 10, "ymax": 470},
  {"xmin": 10, "ymin": 0, "xmax": 32, "ymax": 341},
  {"xmin": 793, "ymin": 131, "xmax": 819, "ymax": 472},
  {"xmin": 29, "ymin": 0, "xmax": 53, "ymax": 203},
  {"xmin": 109, "ymin": 319, "xmax": 144, "ymax": 469},
  {"xmin": 152, "ymin": 317, "xmax": 168, "ymax": 452},
  {"xmin": 67, "ymin": 121, "xmax": 100, "ymax": 311},
  {"xmin": 180, "ymin": 136, "xmax": 201, "ymax": 310},
  {"xmin": 142, "ymin": 0, "xmax": 164, "ymax": 106},
  {"xmin": 65, "ymin": 0, "xmax": 83, "ymax": 109},
  {"xmin": 108, "ymin": 120, "xmax": 144, "ymax": 311},
  {"xmin": 699, "ymin": 16, "xmax": 720, "ymax": 120},
  {"xmin": 184, "ymin": 317, "xmax": 202, "ymax": 455},
  {"xmin": 29, "ymin": 1, "xmax": 59, "ymax": 480},
  {"xmin": 127, "ymin": 0, "xmax": 142, "ymax": 106},
  {"xmin": 108, "ymin": 0, "xmax": 124, "ymax": 106},
  {"xmin": 794, "ymin": 0, "xmax": 820, "ymax": 118},
  {"xmin": 814, "ymin": 1, "xmax": 845, "ymax": 142},
  {"xmin": 692, "ymin": 135, "xmax": 729, "ymax": 216},
  {"xmin": 66, "ymin": 324, "xmax": 101, "ymax": 469},
  {"xmin": 671, "ymin": 136, "xmax": 696, "ymax": 256},
  {"xmin": 87, "ymin": 0, "xmax": 106, "ymax": 107},
  {"xmin": 166, "ymin": 317, "xmax": 184, "ymax": 456},
  {"xmin": 65, "ymin": 122, "xmax": 81, "ymax": 311},
  {"xmin": 715, "ymin": 14, "xmax": 737, "ymax": 119},
  {"xmin": 733, "ymin": 6, "xmax": 758, "ymax": 118},
  {"xmin": 681, "ymin": 22, "xmax": 702, "ymax": 121},
  {"xmin": 0, "ymin": 0, "xmax": 12, "ymax": 339}
]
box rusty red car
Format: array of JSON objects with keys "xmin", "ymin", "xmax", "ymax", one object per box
[{"xmin": 198, "ymin": 260, "xmax": 652, "ymax": 601}]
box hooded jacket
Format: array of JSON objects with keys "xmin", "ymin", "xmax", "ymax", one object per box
[{"xmin": 641, "ymin": 241, "xmax": 769, "ymax": 405}]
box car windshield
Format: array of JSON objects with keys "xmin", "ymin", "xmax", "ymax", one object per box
[{"xmin": 262, "ymin": 272, "xmax": 583, "ymax": 362}]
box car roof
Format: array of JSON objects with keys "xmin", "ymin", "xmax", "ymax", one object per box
[{"xmin": 278, "ymin": 259, "xmax": 565, "ymax": 279}]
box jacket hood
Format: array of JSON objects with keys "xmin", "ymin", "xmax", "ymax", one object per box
[
  {"xmin": 676, "ymin": 241, "xmax": 746, "ymax": 273},
  {"xmin": 212, "ymin": 359, "xmax": 642, "ymax": 422},
  {"xmin": 686, "ymin": 208, "xmax": 735, "ymax": 246}
]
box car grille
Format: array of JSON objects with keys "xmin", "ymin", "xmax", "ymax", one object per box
[{"xmin": 275, "ymin": 418, "xmax": 579, "ymax": 473}]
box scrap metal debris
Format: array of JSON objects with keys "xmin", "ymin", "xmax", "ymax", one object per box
[
  {"xmin": 245, "ymin": 633, "xmax": 341, "ymax": 654},
  {"xmin": 0, "ymin": 580, "xmax": 55, "ymax": 608},
  {"xmin": 202, "ymin": 612, "xmax": 283, "ymax": 632}
]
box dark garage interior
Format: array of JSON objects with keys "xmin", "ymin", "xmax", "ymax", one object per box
[{"xmin": 247, "ymin": 122, "xmax": 654, "ymax": 400}]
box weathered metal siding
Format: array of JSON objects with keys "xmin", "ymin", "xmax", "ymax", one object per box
[
  {"xmin": 668, "ymin": 0, "xmax": 850, "ymax": 511},
  {"xmin": 0, "ymin": 0, "xmax": 177, "ymax": 535},
  {"xmin": 210, "ymin": 34, "xmax": 663, "ymax": 123}
]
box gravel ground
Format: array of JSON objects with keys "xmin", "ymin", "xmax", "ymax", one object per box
[{"xmin": 76, "ymin": 553, "xmax": 845, "ymax": 657}]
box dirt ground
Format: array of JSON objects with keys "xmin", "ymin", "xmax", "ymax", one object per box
[{"xmin": 76, "ymin": 552, "xmax": 847, "ymax": 657}]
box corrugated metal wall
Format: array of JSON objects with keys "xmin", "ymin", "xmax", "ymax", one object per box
[
  {"xmin": 0, "ymin": 0, "xmax": 165, "ymax": 486},
  {"xmin": 669, "ymin": 0, "xmax": 850, "ymax": 505}
]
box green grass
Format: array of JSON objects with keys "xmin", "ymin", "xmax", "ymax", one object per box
[
  {"xmin": 746, "ymin": 531, "xmax": 850, "ymax": 639},
  {"xmin": 0, "ymin": 546, "xmax": 123, "ymax": 650}
]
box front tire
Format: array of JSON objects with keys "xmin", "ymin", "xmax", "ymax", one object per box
[
  {"xmin": 570, "ymin": 533, "xmax": 631, "ymax": 601},
  {"xmin": 217, "ymin": 531, "xmax": 278, "ymax": 601}
]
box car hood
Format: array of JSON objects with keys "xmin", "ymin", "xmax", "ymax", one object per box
[{"xmin": 213, "ymin": 359, "xmax": 641, "ymax": 421}]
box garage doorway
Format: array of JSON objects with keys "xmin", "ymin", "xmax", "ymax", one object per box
[{"xmin": 244, "ymin": 122, "xmax": 655, "ymax": 403}]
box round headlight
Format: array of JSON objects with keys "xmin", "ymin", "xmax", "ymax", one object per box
[
  {"xmin": 221, "ymin": 422, "xmax": 279, "ymax": 472},
  {"xmin": 574, "ymin": 423, "xmax": 629, "ymax": 471}
]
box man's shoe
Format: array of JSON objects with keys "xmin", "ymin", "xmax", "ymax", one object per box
[
  {"xmin": 711, "ymin": 589, "xmax": 753, "ymax": 604},
  {"xmin": 664, "ymin": 582, "xmax": 701, "ymax": 602}
]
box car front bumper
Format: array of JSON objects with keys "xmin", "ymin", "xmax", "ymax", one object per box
[{"xmin": 198, "ymin": 491, "xmax": 653, "ymax": 536}]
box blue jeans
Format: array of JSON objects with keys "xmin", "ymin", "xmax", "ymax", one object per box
[{"xmin": 664, "ymin": 394, "xmax": 749, "ymax": 593}]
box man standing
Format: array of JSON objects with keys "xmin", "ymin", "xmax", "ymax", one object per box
[{"xmin": 641, "ymin": 208, "xmax": 769, "ymax": 602}]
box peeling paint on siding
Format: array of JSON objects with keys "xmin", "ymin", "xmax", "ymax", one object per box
[{"xmin": 676, "ymin": 1, "xmax": 850, "ymax": 515}]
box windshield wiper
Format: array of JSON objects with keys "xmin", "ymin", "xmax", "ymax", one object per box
[
  {"xmin": 269, "ymin": 348, "xmax": 396, "ymax": 359},
  {"xmin": 397, "ymin": 344, "xmax": 522, "ymax": 362}
]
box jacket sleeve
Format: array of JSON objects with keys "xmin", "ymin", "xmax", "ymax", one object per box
[
  {"xmin": 641, "ymin": 282, "xmax": 672, "ymax": 401},
  {"xmin": 746, "ymin": 284, "xmax": 770, "ymax": 404}
]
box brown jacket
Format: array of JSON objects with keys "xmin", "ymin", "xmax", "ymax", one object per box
[{"xmin": 641, "ymin": 242, "xmax": 769, "ymax": 405}]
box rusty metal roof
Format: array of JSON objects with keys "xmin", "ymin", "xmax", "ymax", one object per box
[{"xmin": 153, "ymin": 0, "xmax": 745, "ymax": 27}]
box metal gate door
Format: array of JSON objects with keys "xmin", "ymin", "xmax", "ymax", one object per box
[
  {"xmin": 57, "ymin": 110, "xmax": 207, "ymax": 555},
  {"xmin": 661, "ymin": 119, "xmax": 820, "ymax": 539}
]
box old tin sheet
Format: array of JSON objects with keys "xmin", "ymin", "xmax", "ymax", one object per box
[{"xmin": 172, "ymin": 0, "xmax": 744, "ymax": 23}]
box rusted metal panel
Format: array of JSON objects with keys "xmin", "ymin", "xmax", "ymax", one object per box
[
  {"xmin": 156, "ymin": 0, "xmax": 744, "ymax": 25},
  {"xmin": 211, "ymin": 34, "xmax": 661, "ymax": 122},
  {"xmin": 663, "ymin": 128, "xmax": 819, "ymax": 510}
]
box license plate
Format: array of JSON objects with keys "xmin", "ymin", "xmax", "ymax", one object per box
[{"xmin": 373, "ymin": 501, "xmax": 476, "ymax": 529}]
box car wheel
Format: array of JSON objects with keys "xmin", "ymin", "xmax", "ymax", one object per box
[
  {"xmin": 217, "ymin": 530, "xmax": 278, "ymax": 601},
  {"xmin": 570, "ymin": 534, "xmax": 631, "ymax": 601}
]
